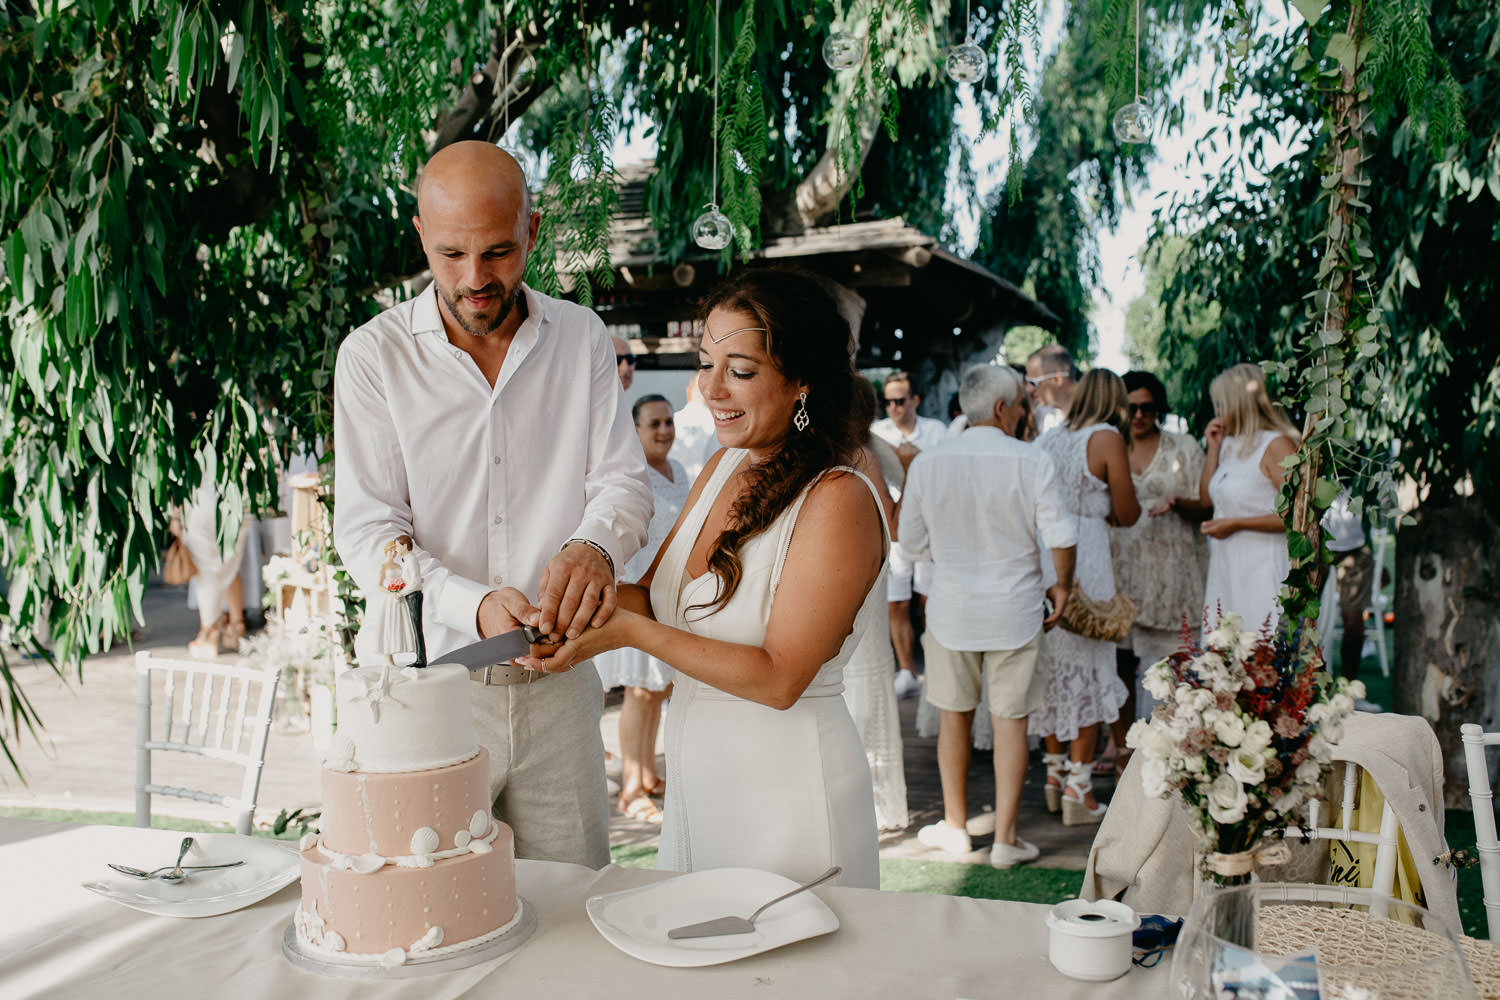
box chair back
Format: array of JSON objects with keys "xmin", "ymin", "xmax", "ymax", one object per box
[
  {"xmin": 1461, "ymin": 723, "xmax": 1500, "ymax": 941},
  {"xmin": 134, "ymin": 651, "xmax": 280, "ymax": 836},
  {"xmin": 1283, "ymin": 759, "xmax": 1401, "ymax": 916}
]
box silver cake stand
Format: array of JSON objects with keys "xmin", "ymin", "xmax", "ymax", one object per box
[{"xmin": 282, "ymin": 896, "xmax": 537, "ymax": 980}]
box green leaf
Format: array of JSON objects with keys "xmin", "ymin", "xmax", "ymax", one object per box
[{"xmin": 1292, "ymin": 0, "xmax": 1326, "ymax": 27}]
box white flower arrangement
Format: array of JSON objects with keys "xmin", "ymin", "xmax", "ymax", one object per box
[{"xmin": 1126, "ymin": 613, "xmax": 1364, "ymax": 877}]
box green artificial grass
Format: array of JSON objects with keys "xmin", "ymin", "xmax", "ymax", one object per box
[
  {"xmin": 0, "ymin": 805, "xmax": 307, "ymax": 840},
  {"xmin": 610, "ymin": 843, "xmax": 1084, "ymax": 905}
]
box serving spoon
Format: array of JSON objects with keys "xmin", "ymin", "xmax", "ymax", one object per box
[{"xmin": 107, "ymin": 860, "xmax": 245, "ymax": 880}]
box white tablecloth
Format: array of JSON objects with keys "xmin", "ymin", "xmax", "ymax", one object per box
[{"xmin": 0, "ymin": 819, "xmax": 1170, "ymax": 998}]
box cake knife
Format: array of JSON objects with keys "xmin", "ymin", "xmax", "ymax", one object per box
[{"xmin": 432, "ymin": 624, "xmax": 549, "ymax": 672}]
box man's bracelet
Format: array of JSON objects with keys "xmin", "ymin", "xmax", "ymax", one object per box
[{"xmin": 562, "ymin": 537, "xmax": 615, "ymax": 579}]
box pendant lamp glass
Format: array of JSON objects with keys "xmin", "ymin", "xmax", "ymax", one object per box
[{"xmin": 823, "ymin": 30, "xmax": 863, "ymax": 70}]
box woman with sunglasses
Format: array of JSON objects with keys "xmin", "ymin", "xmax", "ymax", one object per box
[{"xmin": 1105, "ymin": 372, "xmax": 1210, "ymax": 769}]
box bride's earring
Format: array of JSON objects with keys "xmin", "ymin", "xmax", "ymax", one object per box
[{"xmin": 793, "ymin": 392, "xmax": 810, "ymax": 432}]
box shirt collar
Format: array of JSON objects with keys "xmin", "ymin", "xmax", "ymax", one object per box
[{"xmin": 410, "ymin": 282, "xmax": 545, "ymax": 348}]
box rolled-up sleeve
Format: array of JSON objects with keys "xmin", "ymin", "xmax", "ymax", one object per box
[
  {"xmin": 896, "ymin": 452, "xmax": 933, "ymax": 563},
  {"xmin": 569, "ymin": 318, "xmax": 652, "ymax": 572},
  {"xmin": 333, "ymin": 329, "xmax": 489, "ymax": 641}
]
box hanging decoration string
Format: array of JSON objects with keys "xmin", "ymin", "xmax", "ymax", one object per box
[
  {"xmin": 1110, "ymin": 0, "xmax": 1152, "ymax": 142},
  {"xmin": 711, "ymin": 0, "xmax": 719, "ymax": 209},
  {"xmin": 692, "ymin": 0, "xmax": 733, "ymax": 249},
  {"xmin": 1134, "ymin": 0, "xmax": 1141, "ymax": 100}
]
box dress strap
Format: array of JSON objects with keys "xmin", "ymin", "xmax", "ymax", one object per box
[
  {"xmin": 659, "ymin": 448, "xmax": 746, "ymax": 599},
  {"xmin": 768, "ymin": 465, "xmax": 889, "ymax": 589}
]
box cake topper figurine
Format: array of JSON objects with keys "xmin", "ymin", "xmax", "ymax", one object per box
[{"xmin": 364, "ymin": 536, "xmax": 427, "ymax": 669}]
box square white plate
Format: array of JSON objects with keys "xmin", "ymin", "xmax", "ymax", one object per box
[
  {"xmin": 586, "ymin": 867, "xmax": 839, "ymax": 967},
  {"xmin": 79, "ymin": 827, "xmax": 299, "ymax": 918}
]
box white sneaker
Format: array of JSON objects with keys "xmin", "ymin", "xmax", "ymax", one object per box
[
  {"xmin": 893, "ymin": 671, "xmax": 921, "ymax": 699},
  {"xmin": 917, "ymin": 820, "xmax": 972, "ymax": 855},
  {"xmin": 990, "ymin": 837, "xmax": 1040, "ymax": 869}
]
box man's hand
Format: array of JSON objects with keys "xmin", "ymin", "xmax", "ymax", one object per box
[
  {"xmin": 895, "ymin": 441, "xmax": 919, "ymax": 471},
  {"xmin": 477, "ymin": 587, "xmax": 541, "ymax": 638},
  {"xmin": 1043, "ymin": 582, "xmax": 1070, "ymax": 631},
  {"xmin": 536, "ymin": 541, "xmax": 617, "ymax": 639}
]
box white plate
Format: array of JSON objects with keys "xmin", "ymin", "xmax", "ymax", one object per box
[
  {"xmin": 79, "ymin": 827, "xmax": 300, "ymax": 918},
  {"xmin": 586, "ymin": 867, "xmax": 839, "ymax": 967}
]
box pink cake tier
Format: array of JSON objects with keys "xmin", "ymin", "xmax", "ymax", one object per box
[
  {"xmin": 320, "ymin": 746, "xmax": 494, "ymax": 859},
  {"xmin": 297, "ymin": 823, "xmax": 518, "ymax": 964}
]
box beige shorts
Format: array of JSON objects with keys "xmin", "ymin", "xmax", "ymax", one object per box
[{"xmin": 922, "ymin": 631, "xmax": 1045, "ymax": 719}]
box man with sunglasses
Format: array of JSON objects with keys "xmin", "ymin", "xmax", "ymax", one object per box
[
  {"xmin": 612, "ymin": 335, "xmax": 636, "ymax": 391},
  {"xmin": 1025, "ymin": 344, "xmax": 1079, "ymax": 434},
  {"xmin": 870, "ymin": 371, "xmax": 947, "ymax": 698}
]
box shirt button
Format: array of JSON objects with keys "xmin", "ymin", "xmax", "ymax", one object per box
[
  {"xmin": 493, "ymin": 515, "xmax": 503, "ymax": 525},
  {"xmin": 493, "ymin": 575, "xmax": 504, "ymax": 585},
  {"xmin": 493, "ymin": 456, "xmax": 502, "ymax": 465}
]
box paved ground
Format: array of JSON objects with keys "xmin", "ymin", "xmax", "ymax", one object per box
[{"xmin": 0, "ymin": 580, "xmax": 1108, "ymax": 871}]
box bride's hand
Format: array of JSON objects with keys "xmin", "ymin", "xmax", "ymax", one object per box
[{"xmin": 516, "ymin": 609, "xmax": 634, "ymax": 673}]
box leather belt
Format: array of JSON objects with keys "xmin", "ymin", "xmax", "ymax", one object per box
[{"xmin": 470, "ymin": 662, "xmax": 553, "ymax": 686}]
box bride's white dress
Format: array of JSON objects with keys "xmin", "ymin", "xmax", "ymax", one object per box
[{"xmin": 650, "ymin": 449, "xmax": 883, "ymax": 889}]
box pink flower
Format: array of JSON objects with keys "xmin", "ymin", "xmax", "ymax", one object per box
[{"xmin": 1273, "ymin": 713, "xmax": 1302, "ymax": 738}]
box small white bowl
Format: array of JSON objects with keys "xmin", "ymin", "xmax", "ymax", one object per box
[{"xmin": 1045, "ymin": 898, "xmax": 1141, "ymax": 982}]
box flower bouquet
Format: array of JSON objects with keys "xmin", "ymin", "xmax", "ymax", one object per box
[{"xmin": 1126, "ymin": 612, "xmax": 1363, "ymax": 944}]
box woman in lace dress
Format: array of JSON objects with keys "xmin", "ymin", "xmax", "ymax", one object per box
[
  {"xmin": 1199, "ymin": 363, "xmax": 1300, "ymax": 634},
  {"xmin": 1108, "ymin": 371, "xmax": 1209, "ymax": 746},
  {"xmin": 594, "ymin": 394, "xmax": 691, "ymax": 824},
  {"xmin": 520, "ymin": 267, "xmax": 885, "ymax": 888},
  {"xmin": 1030, "ymin": 370, "xmax": 1140, "ymax": 827}
]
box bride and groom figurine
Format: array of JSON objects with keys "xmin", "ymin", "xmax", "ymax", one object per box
[{"xmin": 367, "ymin": 535, "xmax": 427, "ymax": 669}]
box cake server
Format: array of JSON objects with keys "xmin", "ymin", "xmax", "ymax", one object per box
[
  {"xmin": 432, "ymin": 624, "xmax": 549, "ymax": 671},
  {"xmin": 666, "ymin": 866, "xmax": 841, "ymax": 939}
]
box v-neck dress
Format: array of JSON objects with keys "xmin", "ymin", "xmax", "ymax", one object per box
[{"xmin": 649, "ymin": 449, "xmax": 883, "ymax": 889}]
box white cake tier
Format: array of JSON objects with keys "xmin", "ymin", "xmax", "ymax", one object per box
[{"xmin": 330, "ymin": 664, "xmax": 476, "ymax": 772}]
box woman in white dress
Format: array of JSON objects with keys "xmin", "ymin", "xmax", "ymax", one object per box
[
  {"xmin": 172, "ymin": 482, "xmax": 250, "ymax": 659},
  {"xmin": 595, "ymin": 394, "xmax": 691, "ymax": 824},
  {"xmin": 1198, "ymin": 362, "xmax": 1300, "ymax": 634},
  {"xmin": 520, "ymin": 267, "xmax": 885, "ymax": 888},
  {"xmin": 1029, "ymin": 370, "xmax": 1140, "ymax": 827},
  {"xmin": 1106, "ymin": 371, "xmax": 1209, "ymax": 761}
]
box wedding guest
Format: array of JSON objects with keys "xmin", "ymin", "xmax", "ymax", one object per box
[
  {"xmin": 522, "ymin": 266, "xmax": 886, "ymax": 889},
  {"xmin": 1321, "ymin": 491, "xmax": 1375, "ymax": 683},
  {"xmin": 334, "ymin": 140, "xmax": 652, "ymax": 868},
  {"xmin": 1106, "ymin": 371, "xmax": 1208, "ymax": 761},
  {"xmin": 594, "ymin": 394, "xmax": 689, "ymax": 825},
  {"xmin": 1198, "ymin": 362, "xmax": 1299, "ymax": 634},
  {"xmin": 901, "ymin": 363, "xmax": 1075, "ymax": 867},
  {"xmin": 843, "ymin": 379, "xmax": 909, "ymax": 833},
  {"xmin": 1025, "ymin": 344, "xmax": 1078, "ymax": 434},
  {"xmin": 173, "ymin": 482, "xmax": 249, "ymax": 660},
  {"xmin": 669, "ymin": 377, "xmax": 720, "ymax": 482},
  {"xmin": 870, "ymin": 370, "xmax": 946, "ymax": 700},
  {"xmin": 612, "ymin": 334, "xmax": 636, "ymax": 391},
  {"xmin": 1030, "ymin": 369, "xmax": 1139, "ymax": 827}
]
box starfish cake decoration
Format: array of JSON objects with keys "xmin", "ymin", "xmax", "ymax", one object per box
[{"xmin": 351, "ymin": 665, "xmax": 409, "ymax": 723}]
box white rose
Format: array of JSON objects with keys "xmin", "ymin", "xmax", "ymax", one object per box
[
  {"xmin": 1330, "ymin": 692, "xmax": 1354, "ymax": 717},
  {"xmin": 1193, "ymin": 689, "xmax": 1218, "ymax": 713},
  {"xmin": 1168, "ymin": 710, "xmax": 1194, "ymax": 740},
  {"xmin": 1206, "ymin": 773, "xmax": 1249, "ymax": 824},
  {"xmin": 1227, "ymin": 747, "xmax": 1267, "ymax": 785},
  {"xmin": 1182, "ymin": 754, "xmax": 1207, "ymax": 774},
  {"xmin": 1295, "ymin": 758, "xmax": 1323, "ymax": 785},
  {"xmin": 1347, "ymin": 679, "xmax": 1367, "ymax": 700},
  {"xmin": 1241, "ymin": 719, "xmax": 1273, "ymax": 755},
  {"xmin": 1213, "ymin": 711, "xmax": 1247, "ymax": 748},
  {"xmin": 1143, "ymin": 662, "xmax": 1174, "ymax": 699},
  {"xmin": 1140, "ymin": 756, "xmax": 1172, "ymax": 798}
]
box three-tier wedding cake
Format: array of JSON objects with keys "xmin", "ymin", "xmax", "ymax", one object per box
[{"xmin": 291, "ymin": 663, "xmax": 522, "ymax": 968}]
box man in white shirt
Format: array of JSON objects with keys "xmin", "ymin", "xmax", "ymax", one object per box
[
  {"xmin": 334, "ymin": 141, "xmax": 652, "ymax": 868},
  {"xmin": 899, "ymin": 364, "xmax": 1077, "ymax": 868},
  {"xmin": 669, "ymin": 376, "xmax": 719, "ymax": 483},
  {"xmin": 869, "ymin": 371, "xmax": 948, "ymax": 698},
  {"xmin": 1025, "ymin": 344, "xmax": 1078, "ymax": 435}
]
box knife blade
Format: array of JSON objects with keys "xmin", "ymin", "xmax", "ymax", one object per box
[{"xmin": 432, "ymin": 625, "xmax": 547, "ymax": 672}]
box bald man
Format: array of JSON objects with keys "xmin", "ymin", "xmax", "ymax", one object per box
[{"xmin": 334, "ymin": 141, "xmax": 652, "ymax": 867}]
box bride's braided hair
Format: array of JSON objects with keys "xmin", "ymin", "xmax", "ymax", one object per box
[{"xmin": 687, "ymin": 266, "xmax": 861, "ymax": 618}]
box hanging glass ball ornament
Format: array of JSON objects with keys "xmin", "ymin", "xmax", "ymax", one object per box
[
  {"xmin": 945, "ymin": 40, "xmax": 988, "ymax": 84},
  {"xmin": 692, "ymin": 204, "xmax": 734, "ymax": 251},
  {"xmin": 822, "ymin": 30, "xmax": 864, "ymax": 71},
  {"xmin": 1111, "ymin": 100, "xmax": 1153, "ymax": 143}
]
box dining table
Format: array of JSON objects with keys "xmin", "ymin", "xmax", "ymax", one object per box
[{"xmin": 0, "ymin": 818, "xmax": 1172, "ymax": 999}]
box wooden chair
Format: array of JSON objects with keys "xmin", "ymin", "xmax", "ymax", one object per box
[
  {"xmin": 1283, "ymin": 759, "xmax": 1401, "ymax": 916},
  {"xmin": 134, "ymin": 652, "xmax": 280, "ymax": 836},
  {"xmin": 1461, "ymin": 722, "xmax": 1500, "ymax": 941}
]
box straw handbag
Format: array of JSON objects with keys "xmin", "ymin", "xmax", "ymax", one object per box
[
  {"xmin": 162, "ymin": 538, "xmax": 196, "ymax": 586},
  {"xmin": 1055, "ymin": 427, "xmax": 1138, "ymax": 644}
]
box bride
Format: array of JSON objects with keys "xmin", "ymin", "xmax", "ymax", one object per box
[{"xmin": 521, "ymin": 266, "xmax": 887, "ymax": 888}]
